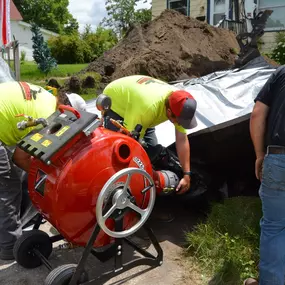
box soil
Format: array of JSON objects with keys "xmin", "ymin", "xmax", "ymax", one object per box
[
  {"xmin": 82, "ymin": 10, "xmax": 241, "ymax": 85},
  {"xmin": 0, "ymin": 199, "xmax": 209, "ymax": 285}
]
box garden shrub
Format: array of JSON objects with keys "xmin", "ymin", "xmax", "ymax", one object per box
[
  {"xmin": 48, "ymin": 26, "xmax": 117, "ymax": 64},
  {"xmin": 48, "ymin": 34, "xmax": 93, "ymax": 64},
  {"xmin": 271, "ymin": 31, "xmax": 285, "ymax": 65}
]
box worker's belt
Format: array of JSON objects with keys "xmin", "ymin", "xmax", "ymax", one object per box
[{"xmin": 267, "ymin": 145, "xmax": 285, "ymax": 155}]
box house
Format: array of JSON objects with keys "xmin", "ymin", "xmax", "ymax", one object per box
[
  {"xmin": 8, "ymin": 0, "xmax": 58, "ymax": 61},
  {"xmin": 152, "ymin": 0, "xmax": 285, "ymax": 53}
]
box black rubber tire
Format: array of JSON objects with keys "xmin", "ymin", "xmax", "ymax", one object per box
[
  {"xmin": 13, "ymin": 230, "xmax": 52, "ymax": 269},
  {"xmin": 44, "ymin": 264, "xmax": 89, "ymax": 285}
]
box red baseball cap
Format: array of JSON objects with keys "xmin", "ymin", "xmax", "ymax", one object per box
[{"xmin": 168, "ymin": 90, "xmax": 197, "ymax": 129}]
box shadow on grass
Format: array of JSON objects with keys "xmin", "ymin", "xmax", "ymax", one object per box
[
  {"xmin": 208, "ymin": 260, "xmax": 251, "ymax": 285},
  {"xmin": 184, "ymin": 196, "xmax": 262, "ymax": 285}
]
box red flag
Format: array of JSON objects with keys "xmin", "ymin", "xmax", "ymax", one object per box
[{"xmin": 0, "ymin": 0, "xmax": 11, "ymax": 46}]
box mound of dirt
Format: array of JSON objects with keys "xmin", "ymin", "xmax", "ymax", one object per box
[{"xmin": 82, "ymin": 9, "xmax": 240, "ymax": 85}]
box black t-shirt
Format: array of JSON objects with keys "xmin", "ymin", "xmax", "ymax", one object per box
[{"xmin": 254, "ymin": 65, "xmax": 285, "ymax": 147}]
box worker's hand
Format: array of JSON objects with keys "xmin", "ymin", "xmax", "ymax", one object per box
[
  {"xmin": 176, "ymin": 175, "xmax": 191, "ymax": 195},
  {"xmin": 12, "ymin": 147, "xmax": 32, "ymax": 172},
  {"xmin": 255, "ymin": 156, "xmax": 265, "ymax": 181}
]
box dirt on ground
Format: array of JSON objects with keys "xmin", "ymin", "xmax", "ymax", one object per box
[
  {"xmin": 82, "ymin": 10, "xmax": 240, "ymax": 85},
  {"xmin": 0, "ymin": 199, "xmax": 209, "ymax": 285}
]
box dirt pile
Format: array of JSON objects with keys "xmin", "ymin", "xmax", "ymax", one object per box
[{"xmin": 83, "ymin": 9, "xmax": 240, "ymax": 84}]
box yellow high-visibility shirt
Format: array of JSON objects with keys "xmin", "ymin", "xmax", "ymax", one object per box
[
  {"xmin": 0, "ymin": 81, "xmax": 57, "ymax": 146},
  {"xmin": 103, "ymin": 75, "xmax": 186, "ymax": 138}
]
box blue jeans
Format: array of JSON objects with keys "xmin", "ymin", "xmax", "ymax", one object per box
[{"xmin": 259, "ymin": 153, "xmax": 285, "ymax": 285}]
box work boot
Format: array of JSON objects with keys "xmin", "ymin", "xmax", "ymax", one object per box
[
  {"xmin": 0, "ymin": 247, "xmax": 14, "ymax": 261},
  {"xmin": 243, "ymin": 278, "xmax": 259, "ymax": 285}
]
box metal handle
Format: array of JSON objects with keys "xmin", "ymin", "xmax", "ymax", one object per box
[
  {"xmin": 58, "ymin": 105, "xmax": 81, "ymax": 119},
  {"xmin": 96, "ymin": 167, "xmax": 156, "ymax": 238}
]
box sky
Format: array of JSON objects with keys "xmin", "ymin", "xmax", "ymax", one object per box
[{"xmin": 68, "ymin": 0, "xmax": 152, "ymax": 32}]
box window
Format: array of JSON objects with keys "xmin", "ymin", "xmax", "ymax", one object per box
[
  {"xmin": 210, "ymin": 0, "xmax": 231, "ymax": 25},
  {"xmin": 167, "ymin": 0, "xmax": 189, "ymax": 16},
  {"xmin": 258, "ymin": 0, "xmax": 285, "ymax": 30}
]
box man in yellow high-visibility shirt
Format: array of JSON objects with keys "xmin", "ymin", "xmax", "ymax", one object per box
[
  {"xmin": 102, "ymin": 75, "xmax": 197, "ymax": 196},
  {"xmin": 0, "ymin": 81, "xmax": 86, "ymax": 260}
]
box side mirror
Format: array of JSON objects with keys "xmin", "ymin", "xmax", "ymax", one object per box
[{"xmin": 96, "ymin": 94, "xmax": 112, "ymax": 112}]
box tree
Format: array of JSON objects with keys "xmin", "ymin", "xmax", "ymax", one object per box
[
  {"xmin": 134, "ymin": 8, "xmax": 152, "ymax": 24},
  {"xmin": 14, "ymin": 0, "xmax": 78, "ymax": 34},
  {"xmin": 82, "ymin": 25, "xmax": 118, "ymax": 59},
  {"xmin": 48, "ymin": 25, "xmax": 118, "ymax": 64},
  {"xmin": 81, "ymin": 24, "xmax": 93, "ymax": 40},
  {"xmin": 101, "ymin": 0, "xmax": 152, "ymax": 38},
  {"xmin": 31, "ymin": 23, "xmax": 57, "ymax": 75},
  {"xmin": 63, "ymin": 18, "xmax": 80, "ymax": 35}
]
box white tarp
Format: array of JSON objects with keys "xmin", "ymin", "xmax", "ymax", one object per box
[
  {"xmin": 87, "ymin": 56, "xmax": 277, "ymax": 148},
  {"xmin": 155, "ymin": 56, "xmax": 276, "ymax": 146}
]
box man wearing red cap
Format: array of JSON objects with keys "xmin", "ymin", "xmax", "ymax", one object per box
[{"xmin": 102, "ymin": 75, "xmax": 197, "ymax": 194}]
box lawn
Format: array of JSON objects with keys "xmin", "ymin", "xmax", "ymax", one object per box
[
  {"xmin": 185, "ymin": 197, "xmax": 262, "ymax": 285},
  {"xmin": 18, "ymin": 62, "xmax": 97, "ymax": 101},
  {"xmin": 20, "ymin": 62, "xmax": 88, "ymax": 81}
]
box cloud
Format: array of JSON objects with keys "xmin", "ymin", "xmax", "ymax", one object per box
[
  {"xmin": 68, "ymin": 0, "xmax": 152, "ymax": 32},
  {"xmin": 68, "ymin": 0, "xmax": 107, "ymax": 31},
  {"xmin": 137, "ymin": 0, "xmax": 152, "ymax": 9}
]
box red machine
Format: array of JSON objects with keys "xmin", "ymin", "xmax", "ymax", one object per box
[{"xmin": 13, "ymin": 98, "xmax": 179, "ymax": 285}]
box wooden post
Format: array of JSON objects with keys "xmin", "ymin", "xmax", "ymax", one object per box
[
  {"xmin": 13, "ymin": 41, "xmax": 20, "ymax": 81},
  {"xmin": 7, "ymin": 46, "xmax": 10, "ymax": 67}
]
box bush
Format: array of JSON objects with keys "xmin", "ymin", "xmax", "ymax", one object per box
[
  {"xmin": 20, "ymin": 50, "xmax": 26, "ymax": 63},
  {"xmin": 82, "ymin": 26, "xmax": 118, "ymax": 60},
  {"xmin": 48, "ymin": 26, "xmax": 117, "ymax": 64},
  {"xmin": 48, "ymin": 33, "xmax": 93, "ymax": 64},
  {"xmin": 271, "ymin": 32, "xmax": 285, "ymax": 65},
  {"xmin": 185, "ymin": 197, "xmax": 262, "ymax": 285}
]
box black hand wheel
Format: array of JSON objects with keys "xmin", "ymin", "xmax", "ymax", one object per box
[
  {"xmin": 13, "ymin": 229, "xmax": 52, "ymax": 269},
  {"xmin": 45, "ymin": 264, "xmax": 89, "ymax": 285}
]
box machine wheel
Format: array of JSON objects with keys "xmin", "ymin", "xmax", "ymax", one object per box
[
  {"xmin": 45, "ymin": 264, "xmax": 89, "ymax": 285},
  {"xmin": 96, "ymin": 167, "xmax": 156, "ymax": 238},
  {"xmin": 13, "ymin": 230, "xmax": 52, "ymax": 269}
]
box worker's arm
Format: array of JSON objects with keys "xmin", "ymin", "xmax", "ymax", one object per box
[
  {"xmin": 250, "ymin": 101, "xmax": 269, "ymax": 180},
  {"xmin": 249, "ymin": 68, "xmax": 281, "ymax": 180},
  {"xmin": 12, "ymin": 147, "xmax": 32, "ymax": 172},
  {"xmin": 175, "ymin": 129, "xmax": 191, "ymax": 194}
]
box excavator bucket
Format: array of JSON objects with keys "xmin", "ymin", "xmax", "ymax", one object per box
[{"xmin": 234, "ymin": 9, "xmax": 273, "ymax": 67}]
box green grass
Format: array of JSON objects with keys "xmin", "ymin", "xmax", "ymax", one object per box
[
  {"xmin": 185, "ymin": 197, "xmax": 262, "ymax": 285},
  {"xmin": 78, "ymin": 88, "xmax": 98, "ymax": 101},
  {"xmin": 20, "ymin": 61, "xmax": 88, "ymax": 81},
  {"xmin": 18, "ymin": 62, "xmax": 97, "ymax": 101}
]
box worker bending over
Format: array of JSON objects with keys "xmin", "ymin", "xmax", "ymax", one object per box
[
  {"xmin": 102, "ymin": 75, "xmax": 197, "ymax": 195},
  {"xmin": 0, "ymin": 81, "xmax": 86, "ymax": 260}
]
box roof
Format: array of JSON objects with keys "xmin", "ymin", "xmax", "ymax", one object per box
[{"xmin": 11, "ymin": 0, "xmax": 23, "ymax": 21}]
